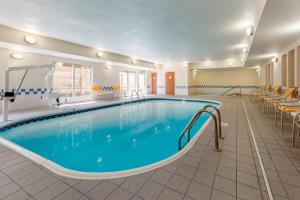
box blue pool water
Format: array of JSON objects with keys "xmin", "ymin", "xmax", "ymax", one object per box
[{"xmin": 0, "ymin": 99, "xmax": 219, "ymax": 173}]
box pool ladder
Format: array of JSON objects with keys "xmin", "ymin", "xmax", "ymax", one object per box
[
  {"xmin": 131, "ymin": 89, "xmax": 145, "ymax": 100},
  {"xmin": 178, "ymin": 105, "xmax": 224, "ymax": 151}
]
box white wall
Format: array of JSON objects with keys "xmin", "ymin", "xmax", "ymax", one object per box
[
  {"xmin": 155, "ymin": 64, "xmax": 188, "ymax": 96},
  {"xmin": 0, "ymin": 48, "xmax": 149, "ymax": 112}
]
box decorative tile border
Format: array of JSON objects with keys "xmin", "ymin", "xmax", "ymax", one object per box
[
  {"xmin": 102, "ymin": 86, "xmax": 113, "ymax": 91},
  {"xmin": 0, "ymin": 88, "xmax": 48, "ymax": 96},
  {"xmin": 189, "ymin": 85, "xmax": 258, "ymax": 89},
  {"xmin": 0, "ymin": 86, "xmax": 114, "ymax": 96},
  {"xmin": 157, "ymin": 85, "xmax": 188, "ymax": 89}
]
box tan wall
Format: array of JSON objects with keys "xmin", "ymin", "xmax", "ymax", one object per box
[
  {"xmin": 259, "ymin": 40, "xmax": 300, "ymax": 88},
  {"xmin": 0, "ymin": 25, "xmax": 155, "ymax": 69},
  {"xmin": 188, "ymin": 68, "xmax": 259, "ymax": 95}
]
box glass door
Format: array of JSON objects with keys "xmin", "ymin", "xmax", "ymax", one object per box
[
  {"xmin": 139, "ymin": 73, "xmax": 146, "ymax": 93},
  {"xmin": 120, "ymin": 72, "xmax": 135, "ymax": 96}
]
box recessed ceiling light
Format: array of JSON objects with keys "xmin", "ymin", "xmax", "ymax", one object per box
[
  {"xmin": 96, "ymin": 51, "xmax": 103, "ymax": 58},
  {"xmin": 11, "ymin": 53, "xmax": 24, "ymax": 60},
  {"xmin": 24, "ymin": 35, "xmax": 37, "ymax": 44}
]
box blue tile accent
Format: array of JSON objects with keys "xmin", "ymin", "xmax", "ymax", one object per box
[{"xmin": 0, "ymin": 88, "xmax": 50, "ymax": 96}]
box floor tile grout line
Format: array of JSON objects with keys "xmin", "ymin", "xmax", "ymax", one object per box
[
  {"xmin": 255, "ymin": 105, "xmax": 300, "ymax": 176},
  {"xmin": 242, "ymin": 100, "xmax": 273, "ymax": 200},
  {"xmin": 241, "ymin": 101, "xmax": 266, "ymax": 199},
  {"xmin": 245, "ymin": 99, "xmax": 294, "ymax": 199},
  {"xmin": 0, "ymin": 169, "xmax": 37, "ymax": 200},
  {"xmin": 181, "ymin": 126, "xmax": 215, "ymax": 200},
  {"xmin": 235, "ymin": 100, "xmax": 238, "ymax": 200}
]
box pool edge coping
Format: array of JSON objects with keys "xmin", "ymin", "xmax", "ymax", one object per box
[{"xmin": 0, "ymin": 97, "xmax": 222, "ymax": 180}]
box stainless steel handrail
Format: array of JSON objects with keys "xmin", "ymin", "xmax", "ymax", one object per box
[
  {"xmin": 221, "ymin": 87, "xmax": 241, "ymax": 96},
  {"xmin": 203, "ymin": 105, "xmax": 224, "ymax": 139},
  {"xmin": 221, "ymin": 87, "xmax": 235, "ymax": 96},
  {"xmin": 178, "ymin": 109, "xmax": 221, "ymax": 152},
  {"xmin": 137, "ymin": 89, "xmax": 145, "ymax": 100},
  {"xmin": 131, "ymin": 90, "xmax": 138, "ymax": 100}
]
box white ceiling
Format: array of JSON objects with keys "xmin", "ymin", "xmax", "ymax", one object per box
[
  {"xmin": 247, "ymin": 0, "xmax": 300, "ymax": 66},
  {"xmin": 0, "ymin": 0, "xmax": 259, "ymax": 65}
]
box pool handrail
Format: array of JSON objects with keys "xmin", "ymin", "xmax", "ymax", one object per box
[
  {"xmin": 137, "ymin": 89, "xmax": 145, "ymax": 100},
  {"xmin": 178, "ymin": 109, "xmax": 222, "ymax": 152},
  {"xmin": 131, "ymin": 89, "xmax": 145, "ymax": 100},
  {"xmin": 203, "ymin": 105, "xmax": 224, "ymax": 139},
  {"xmin": 131, "ymin": 90, "xmax": 138, "ymax": 100}
]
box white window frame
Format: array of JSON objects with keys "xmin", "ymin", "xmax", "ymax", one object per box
[{"xmin": 52, "ymin": 63, "xmax": 93, "ymax": 97}]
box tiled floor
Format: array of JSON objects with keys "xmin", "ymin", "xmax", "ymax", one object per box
[{"xmin": 0, "ymin": 96, "xmax": 300, "ymax": 200}]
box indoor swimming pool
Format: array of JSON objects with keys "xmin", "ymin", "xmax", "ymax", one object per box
[{"xmin": 0, "ymin": 98, "xmax": 220, "ymax": 179}]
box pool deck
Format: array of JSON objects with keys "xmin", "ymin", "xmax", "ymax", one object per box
[{"xmin": 0, "ymin": 95, "xmax": 300, "ymax": 200}]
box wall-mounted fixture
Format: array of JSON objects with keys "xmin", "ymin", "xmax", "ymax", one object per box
[
  {"xmin": 271, "ymin": 57, "xmax": 278, "ymax": 63},
  {"xmin": 24, "ymin": 35, "xmax": 37, "ymax": 44},
  {"xmin": 183, "ymin": 61, "xmax": 188, "ymax": 67},
  {"xmin": 55, "ymin": 62, "xmax": 63, "ymax": 67},
  {"xmin": 154, "ymin": 63, "xmax": 161, "ymax": 68},
  {"xmin": 96, "ymin": 51, "xmax": 103, "ymax": 58},
  {"xmin": 10, "ymin": 53, "xmax": 24, "ymax": 60},
  {"xmin": 205, "ymin": 63, "xmax": 211, "ymax": 67},
  {"xmin": 131, "ymin": 58, "xmax": 136, "ymax": 64},
  {"xmin": 246, "ymin": 26, "xmax": 254, "ymax": 36},
  {"xmin": 255, "ymin": 65, "xmax": 261, "ymax": 73},
  {"xmin": 105, "ymin": 62, "xmax": 111, "ymax": 70},
  {"xmin": 192, "ymin": 70, "xmax": 197, "ymax": 78}
]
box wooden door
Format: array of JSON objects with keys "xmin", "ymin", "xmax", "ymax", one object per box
[
  {"xmin": 165, "ymin": 72, "xmax": 175, "ymax": 95},
  {"xmin": 151, "ymin": 72, "xmax": 157, "ymax": 94}
]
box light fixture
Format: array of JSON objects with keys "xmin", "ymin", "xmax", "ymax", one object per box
[
  {"xmin": 228, "ymin": 62, "xmax": 233, "ymax": 66},
  {"xmin": 105, "ymin": 62, "xmax": 111, "ymax": 70},
  {"xmin": 56, "ymin": 62, "xmax": 63, "ymax": 67},
  {"xmin": 183, "ymin": 61, "xmax": 188, "ymax": 67},
  {"xmin": 10, "ymin": 53, "xmax": 24, "ymax": 60},
  {"xmin": 131, "ymin": 57, "xmax": 136, "ymax": 64},
  {"xmin": 243, "ymin": 48, "xmax": 248, "ymax": 54},
  {"xmin": 246, "ymin": 26, "xmax": 254, "ymax": 36},
  {"xmin": 154, "ymin": 63, "xmax": 161, "ymax": 68},
  {"xmin": 24, "ymin": 35, "xmax": 37, "ymax": 44},
  {"xmin": 192, "ymin": 70, "xmax": 197, "ymax": 78},
  {"xmin": 271, "ymin": 57, "xmax": 278, "ymax": 63},
  {"xmin": 96, "ymin": 51, "xmax": 103, "ymax": 58},
  {"xmin": 241, "ymin": 58, "xmax": 245, "ymax": 62},
  {"xmin": 205, "ymin": 63, "xmax": 210, "ymax": 67}
]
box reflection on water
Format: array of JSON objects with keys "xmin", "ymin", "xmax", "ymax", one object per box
[{"xmin": 0, "ymin": 100, "xmax": 218, "ymax": 172}]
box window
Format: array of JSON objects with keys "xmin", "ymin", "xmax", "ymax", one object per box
[
  {"xmin": 139, "ymin": 73, "xmax": 146, "ymax": 93},
  {"xmin": 53, "ymin": 63, "xmax": 92, "ymax": 97},
  {"xmin": 119, "ymin": 71, "xmax": 145, "ymax": 95}
]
